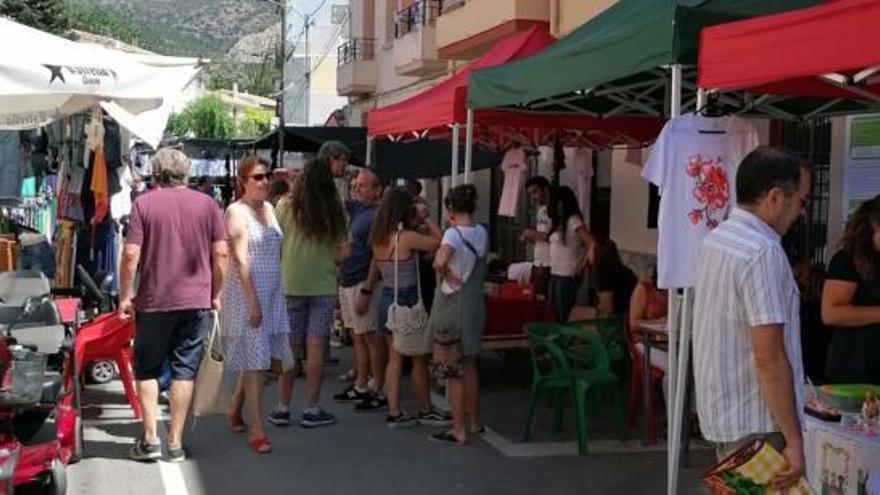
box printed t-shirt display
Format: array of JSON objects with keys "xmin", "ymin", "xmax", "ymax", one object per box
[{"xmin": 642, "ymin": 113, "xmax": 759, "ymax": 289}]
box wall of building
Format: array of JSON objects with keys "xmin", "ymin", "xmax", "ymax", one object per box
[{"xmin": 552, "ymin": 0, "xmax": 616, "ymax": 37}]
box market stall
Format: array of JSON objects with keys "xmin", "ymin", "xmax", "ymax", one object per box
[
  {"xmin": 698, "ymin": 1, "xmax": 880, "ymax": 491},
  {"xmin": 0, "ymin": 17, "xmax": 202, "ymax": 290},
  {"xmin": 465, "ymin": 1, "xmax": 835, "ymax": 492}
]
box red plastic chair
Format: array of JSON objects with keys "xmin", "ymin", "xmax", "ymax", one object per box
[
  {"xmin": 74, "ymin": 312, "xmax": 140, "ymax": 419},
  {"xmin": 623, "ymin": 316, "xmax": 663, "ymax": 444}
]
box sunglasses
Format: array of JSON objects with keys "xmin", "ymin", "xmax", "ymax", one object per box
[{"xmin": 249, "ymin": 173, "xmax": 270, "ymax": 182}]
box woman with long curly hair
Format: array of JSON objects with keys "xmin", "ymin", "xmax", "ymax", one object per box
[
  {"xmin": 269, "ymin": 157, "xmax": 348, "ymax": 428},
  {"xmin": 369, "ymin": 187, "xmax": 451, "ymax": 428},
  {"xmin": 822, "ymin": 195, "xmax": 880, "ymax": 384}
]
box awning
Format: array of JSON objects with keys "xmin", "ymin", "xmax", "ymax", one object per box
[
  {"xmin": 698, "ymin": 0, "xmax": 880, "ymax": 115},
  {"xmin": 368, "ymin": 26, "xmax": 662, "ymax": 147},
  {"xmin": 466, "ymin": 0, "xmax": 821, "ymax": 119},
  {"xmin": 248, "ymin": 127, "xmax": 503, "ymax": 179},
  {"xmin": 0, "ymin": 18, "xmax": 201, "ymax": 148}
]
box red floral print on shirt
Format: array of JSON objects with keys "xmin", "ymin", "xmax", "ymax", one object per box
[{"xmin": 686, "ymin": 154, "xmax": 729, "ymax": 228}]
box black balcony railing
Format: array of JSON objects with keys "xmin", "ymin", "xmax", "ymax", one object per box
[
  {"xmin": 394, "ymin": 0, "xmax": 442, "ymax": 39},
  {"xmin": 337, "ymin": 38, "xmax": 377, "ymax": 67},
  {"xmin": 438, "ymin": 0, "xmax": 466, "ymax": 15}
]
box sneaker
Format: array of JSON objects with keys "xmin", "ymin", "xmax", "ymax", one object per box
[
  {"xmin": 128, "ymin": 437, "xmax": 162, "ymax": 462},
  {"xmin": 418, "ymin": 409, "xmax": 453, "ymax": 427},
  {"xmin": 268, "ymin": 410, "xmax": 291, "ymax": 427},
  {"xmin": 300, "ymin": 407, "xmax": 337, "ymax": 428},
  {"xmin": 386, "ymin": 412, "xmax": 419, "ymax": 428},
  {"xmin": 354, "ymin": 394, "xmax": 388, "ymax": 412},
  {"xmin": 166, "ymin": 444, "xmax": 186, "ymax": 463},
  {"xmin": 333, "ymin": 385, "xmax": 371, "ymax": 403},
  {"xmin": 329, "ymin": 338, "xmax": 343, "ymax": 349}
]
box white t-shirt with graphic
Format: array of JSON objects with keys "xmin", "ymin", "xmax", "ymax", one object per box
[{"xmin": 642, "ymin": 113, "xmax": 759, "ymax": 289}]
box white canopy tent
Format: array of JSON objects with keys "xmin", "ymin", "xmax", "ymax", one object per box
[{"xmin": 0, "ymin": 17, "xmax": 201, "ymax": 148}]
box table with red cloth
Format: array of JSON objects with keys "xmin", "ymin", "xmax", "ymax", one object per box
[{"xmin": 483, "ymin": 282, "xmax": 553, "ymax": 349}]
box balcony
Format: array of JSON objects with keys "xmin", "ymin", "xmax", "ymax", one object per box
[
  {"xmin": 392, "ymin": 0, "xmax": 447, "ymax": 78},
  {"xmin": 337, "ymin": 38, "xmax": 377, "ymax": 96},
  {"xmin": 436, "ymin": 0, "xmax": 550, "ymax": 60}
]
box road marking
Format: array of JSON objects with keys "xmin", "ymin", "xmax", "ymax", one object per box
[{"xmin": 157, "ymin": 409, "xmax": 190, "ymax": 495}]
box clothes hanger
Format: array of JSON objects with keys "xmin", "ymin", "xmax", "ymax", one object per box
[{"xmin": 694, "ymin": 93, "xmax": 729, "ymax": 134}]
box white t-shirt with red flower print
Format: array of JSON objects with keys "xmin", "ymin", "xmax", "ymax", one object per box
[{"xmin": 642, "ymin": 113, "xmax": 759, "ymax": 289}]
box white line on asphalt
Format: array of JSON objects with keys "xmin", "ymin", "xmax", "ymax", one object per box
[{"xmin": 157, "ymin": 411, "xmax": 190, "ymax": 495}]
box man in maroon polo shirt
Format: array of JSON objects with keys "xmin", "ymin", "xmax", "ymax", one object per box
[{"xmin": 119, "ymin": 148, "xmax": 228, "ymax": 462}]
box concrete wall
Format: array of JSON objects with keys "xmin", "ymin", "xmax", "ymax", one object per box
[
  {"xmin": 610, "ymin": 147, "xmax": 657, "ymax": 255},
  {"xmin": 436, "ymin": 0, "xmax": 549, "ymax": 50},
  {"xmin": 552, "ymin": 0, "xmax": 616, "ymax": 37}
]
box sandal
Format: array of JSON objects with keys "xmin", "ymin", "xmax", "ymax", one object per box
[
  {"xmin": 227, "ymin": 412, "xmax": 246, "ymax": 434},
  {"xmin": 248, "ymin": 436, "xmax": 272, "ymax": 454},
  {"xmin": 429, "ymin": 431, "xmax": 466, "ymax": 446},
  {"xmin": 470, "ymin": 425, "xmax": 486, "ymax": 436}
]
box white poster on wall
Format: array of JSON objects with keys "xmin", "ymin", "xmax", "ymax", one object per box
[{"xmin": 843, "ymin": 114, "xmax": 880, "ymax": 220}]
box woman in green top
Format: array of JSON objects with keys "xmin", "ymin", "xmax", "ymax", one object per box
[{"xmin": 269, "ymin": 157, "xmax": 348, "ymax": 428}]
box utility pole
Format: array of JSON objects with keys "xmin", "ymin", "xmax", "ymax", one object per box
[{"xmin": 278, "ymin": 0, "xmax": 286, "ymax": 168}]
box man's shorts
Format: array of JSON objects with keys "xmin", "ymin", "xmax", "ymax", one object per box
[
  {"xmin": 338, "ymin": 283, "xmax": 380, "ymax": 335},
  {"xmin": 133, "ymin": 309, "xmax": 212, "ymax": 381},
  {"xmin": 287, "ymin": 295, "xmax": 336, "ymax": 339}
]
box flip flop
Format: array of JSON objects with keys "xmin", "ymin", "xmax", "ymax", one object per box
[
  {"xmin": 227, "ymin": 412, "xmax": 246, "ymax": 434},
  {"xmin": 429, "ymin": 431, "xmax": 466, "ymax": 446},
  {"xmin": 249, "ymin": 436, "xmax": 272, "ymax": 454}
]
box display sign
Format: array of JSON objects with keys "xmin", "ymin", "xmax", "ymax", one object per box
[{"xmin": 843, "ymin": 114, "xmax": 880, "ymax": 219}]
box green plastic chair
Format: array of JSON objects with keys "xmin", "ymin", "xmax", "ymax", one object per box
[{"xmin": 523, "ymin": 323, "xmax": 627, "ymax": 454}]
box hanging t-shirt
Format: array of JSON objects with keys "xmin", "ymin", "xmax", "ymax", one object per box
[
  {"xmin": 566, "ymin": 147, "xmax": 593, "ymax": 224},
  {"xmin": 498, "ymin": 148, "xmax": 526, "ymax": 217},
  {"xmin": 533, "ymin": 205, "xmax": 552, "ymax": 267},
  {"xmin": 642, "ymin": 113, "xmax": 759, "ymax": 289},
  {"xmin": 440, "ymin": 224, "xmax": 488, "ymax": 295}
]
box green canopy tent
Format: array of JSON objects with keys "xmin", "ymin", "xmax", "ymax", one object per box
[{"xmin": 466, "ymin": 0, "xmax": 829, "ymax": 121}]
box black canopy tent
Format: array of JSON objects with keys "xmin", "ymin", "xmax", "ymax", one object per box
[{"xmin": 247, "ymin": 126, "xmax": 502, "ymax": 179}]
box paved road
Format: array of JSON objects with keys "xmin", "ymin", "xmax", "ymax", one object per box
[{"xmin": 68, "ymin": 350, "xmax": 712, "ymax": 495}]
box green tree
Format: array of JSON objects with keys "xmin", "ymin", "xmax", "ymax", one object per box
[
  {"xmin": 165, "ymin": 95, "xmax": 235, "ymax": 140},
  {"xmin": 236, "ymin": 107, "xmax": 272, "ymax": 139},
  {"xmin": 0, "ymin": 0, "xmax": 69, "ymax": 35}
]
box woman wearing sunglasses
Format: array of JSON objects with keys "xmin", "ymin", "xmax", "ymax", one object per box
[{"xmin": 221, "ymin": 156, "xmax": 292, "ymax": 454}]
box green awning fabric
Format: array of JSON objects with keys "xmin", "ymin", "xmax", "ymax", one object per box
[{"xmin": 467, "ymin": 0, "xmax": 821, "ymax": 117}]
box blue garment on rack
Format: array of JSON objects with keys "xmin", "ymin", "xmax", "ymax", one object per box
[
  {"xmin": 92, "ymin": 219, "xmax": 118, "ymax": 292},
  {"xmin": 19, "ymin": 240, "xmax": 56, "ymax": 279},
  {"xmin": 0, "ymin": 131, "xmax": 22, "ymax": 198}
]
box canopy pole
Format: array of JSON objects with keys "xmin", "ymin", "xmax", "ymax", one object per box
[
  {"xmin": 365, "ymin": 137, "xmax": 374, "ymax": 167},
  {"xmin": 464, "ymin": 109, "xmax": 474, "ymax": 184},
  {"xmin": 667, "ymin": 62, "xmax": 684, "ymax": 495},
  {"xmin": 696, "ymin": 88, "xmax": 707, "ymax": 112},
  {"xmin": 451, "ymin": 123, "xmax": 460, "ymax": 187}
]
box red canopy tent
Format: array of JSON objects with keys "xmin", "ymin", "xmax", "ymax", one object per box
[
  {"xmin": 367, "ymin": 26, "xmax": 663, "ymax": 152},
  {"xmin": 698, "ymin": 0, "xmax": 880, "ymax": 106}
]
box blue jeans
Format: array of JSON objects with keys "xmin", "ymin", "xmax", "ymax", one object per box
[{"xmin": 549, "ymin": 275, "xmax": 581, "ymax": 323}]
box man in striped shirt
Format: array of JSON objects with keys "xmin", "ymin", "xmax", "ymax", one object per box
[{"xmin": 693, "ymin": 147, "xmax": 810, "ymax": 491}]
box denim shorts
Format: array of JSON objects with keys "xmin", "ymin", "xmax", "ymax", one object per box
[
  {"xmin": 378, "ymin": 286, "xmax": 419, "ymax": 335},
  {"xmin": 286, "ymin": 295, "xmax": 336, "ymax": 339},
  {"xmin": 133, "ymin": 309, "xmax": 212, "ymax": 381}
]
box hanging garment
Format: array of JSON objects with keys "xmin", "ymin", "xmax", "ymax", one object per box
[
  {"xmin": 498, "ymin": 147, "xmax": 527, "ymax": 217},
  {"xmin": 566, "ymin": 147, "xmax": 593, "ymax": 224},
  {"xmin": 110, "ymin": 164, "xmax": 133, "ymax": 220},
  {"xmin": 90, "ymin": 145, "xmax": 109, "ymax": 227},
  {"xmin": 53, "ymin": 220, "xmax": 77, "ymax": 287},
  {"xmin": 642, "ymin": 113, "xmax": 759, "ymax": 289},
  {"xmin": 0, "ymin": 131, "xmax": 22, "ymax": 198}
]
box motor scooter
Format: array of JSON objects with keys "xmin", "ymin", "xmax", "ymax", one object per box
[{"xmin": 0, "ymin": 271, "xmax": 82, "ymax": 494}]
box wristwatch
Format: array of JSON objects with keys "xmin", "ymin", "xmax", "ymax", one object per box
[{"xmin": 359, "ymin": 287, "xmax": 372, "ymax": 296}]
